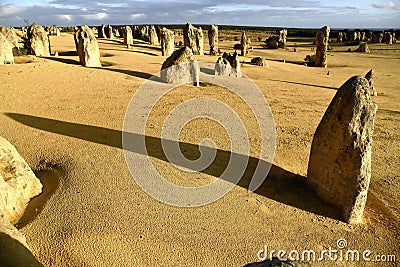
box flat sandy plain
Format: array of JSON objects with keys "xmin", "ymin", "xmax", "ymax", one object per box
[{"xmin": 0, "ymin": 29, "xmax": 399, "ymax": 266}]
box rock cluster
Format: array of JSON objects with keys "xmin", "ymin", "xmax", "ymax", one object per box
[
  {"xmin": 47, "ymin": 25, "xmax": 60, "ymax": 36},
  {"xmin": 307, "ymin": 76, "xmax": 377, "ymax": 224}
]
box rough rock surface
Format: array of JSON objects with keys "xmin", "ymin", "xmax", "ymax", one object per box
[
  {"xmin": 0, "ymin": 33, "xmax": 14, "ymax": 64},
  {"xmin": 307, "ymin": 76, "xmax": 377, "ymax": 224},
  {"xmin": 355, "ymin": 42, "xmax": 370, "ymax": 53},
  {"xmin": 123, "ymin": 26, "xmax": 133, "ymax": 47},
  {"xmin": 98, "ymin": 24, "xmax": 106, "ymax": 38},
  {"xmin": 365, "ymin": 69, "xmax": 377, "ymax": 96},
  {"xmin": 208, "ymin": 25, "xmax": 218, "ymax": 55},
  {"xmin": 279, "ymin": 29, "xmax": 287, "ymax": 46},
  {"xmin": 48, "ymin": 25, "xmax": 60, "ymax": 36},
  {"xmin": 105, "ymin": 25, "xmax": 114, "ymax": 39},
  {"xmin": 183, "ymin": 23, "xmax": 203, "ymax": 55},
  {"xmin": 160, "ymin": 27, "xmax": 175, "ymax": 57},
  {"xmin": 215, "ymin": 52, "xmax": 242, "ymax": 77},
  {"xmin": 251, "ymin": 57, "xmax": 269, "ymax": 67},
  {"xmin": 161, "ymin": 46, "xmax": 199, "ymax": 84},
  {"xmin": 0, "ymin": 137, "xmax": 42, "ymax": 224},
  {"xmin": 27, "ymin": 24, "xmax": 50, "ymax": 57},
  {"xmin": 0, "ymin": 26, "xmax": 19, "ymax": 48},
  {"xmin": 315, "ymin": 26, "xmax": 330, "ymax": 68},
  {"xmin": 75, "ymin": 25, "xmax": 102, "ymax": 67},
  {"xmin": 139, "ymin": 26, "xmax": 149, "ymax": 41},
  {"xmin": 240, "ymin": 31, "xmax": 247, "ymax": 56},
  {"xmin": 149, "ymin": 25, "xmax": 159, "ymax": 45}
]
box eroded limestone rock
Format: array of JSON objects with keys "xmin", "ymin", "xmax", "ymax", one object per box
[
  {"xmin": 161, "ymin": 46, "xmax": 199, "ymax": 84},
  {"xmin": 27, "ymin": 24, "xmax": 50, "ymax": 56},
  {"xmin": 160, "ymin": 27, "xmax": 175, "ymax": 57},
  {"xmin": 315, "ymin": 26, "xmax": 330, "ymax": 68},
  {"xmin": 307, "ymin": 76, "xmax": 377, "ymax": 224},
  {"xmin": 75, "ymin": 25, "xmax": 102, "ymax": 67}
]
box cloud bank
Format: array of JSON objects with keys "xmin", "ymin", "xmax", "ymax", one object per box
[{"xmin": 0, "ymin": 0, "xmax": 399, "ymax": 28}]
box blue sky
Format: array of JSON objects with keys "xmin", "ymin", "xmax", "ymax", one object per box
[{"xmin": 0, "ymin": 0, "xmax": 399, "ymax": 28}]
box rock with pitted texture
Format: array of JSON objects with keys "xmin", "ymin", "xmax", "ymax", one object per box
[
  {"xmin": 160, "ymin": 27, "xmax": 175, "ymax": 57},
  {"xmin": 307, "ymin": 76, "xmax": 377, "ymax": 224},
  {"xmin": 365, "ymin": 69, "xmax": 377, "ymax": 96},
  {"xmin": 183, "ymin": 23, "xmax": 203, "ymax": 55},
  {"xmin": 27, "ymin": 24, "xmax": 50, "ymax": 56},
  {"xmin": 215, "ymin": 52, "xmax": 241, "ymax": 77},
  {"xmin": 149, "ymin": 25, "xmax": 159, "ymax": 45},
  {"xmin": 161, "ymin": 46, "xmax": 199, "ymax": 84},
  {"xmin": 0, "ymin": 26, "xmax": 19, "ymax": 48},
  {"xmin": 0, "ymin": 33, "xmax": 14, "ymax": 64},
  {"xmin": 0, "ymin": 137, "xmax": 42, "ymax": 224},
  {"xmin": 123, "ymin": 26, "xmax": 133, "ymax": 47},
  {"xmin": 75, "ymin": 25, "xmax": 102, "ymax": 67},
  {"xmin": 315, "ymin": 26, "xmax": 330, "ymax": 67}
]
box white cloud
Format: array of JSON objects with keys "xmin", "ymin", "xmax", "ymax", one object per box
[
  {"xmin": 80, "ymin": 12, "xmax": 108, "ymax": 20},
  {"xmin": 371, "ymin": 1, "xmax": 400, "ymax": 10},
  {"xmin": 0, "ymin": 3, "xmax": 24, "ymax": 17},
  {"xmin": 59, "ymin": 14, "xmax": 72, "ymax": 21},
  {"xmin": 130, "ymin": 13, "xmax": 146, "ymax": 21}
]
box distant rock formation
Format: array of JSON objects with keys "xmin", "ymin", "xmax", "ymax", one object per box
[
  {"xmin": 0, "ymin": 33, "xmax": 14, "ymax": 65},
  {"xmin": 105, "ymin": 25, "xmax": 114, "ymax": 39},
  {"xmin": 355, "ymin": 42, "xmax": 370, "ymax": 53},
  {"xmin": 215, "ymin": 51, "xmax": 241, "ymax": 77},
  {"xmin": 75, "ymin": 25, "xmax": 102, "ymax": 67},
  {"xmin": 98, "ymin": 24, "xmax": 106, "ymax": 38},
  {"xmin": 279, "ymin": 29, "xmax": 287, "ymax": 47},
  {"xmin": 47, "ymin": 25, "xmax": 60, "ymax": 36},
  {"xmin": 208, "ymin": 24, "xmax": 218, "ymax": 55},
  {"xmin": 149, "ymin": 25, "xmax": 159, "ymax": 45},
  {"xmin": 337, "ymin": 32, "xmax": 343, "ymax": 42},
  {"xmin": 307, "ymin": 76, "xmax": 377, "ymax": 224},
  {"xmin": 139, "ymin": 25, "xmax": 149, "ymax": 41},
  {"xmin": 183, "ymin": 23, "xmax": 203, "ymax": 55},
  {"xmin": 160, "ymin": 27, "xmax": 175, "ymax": 57},
  {"xmin": 315, "ymin": 26, "xmax": 330, "ymax": 68},
  {"xmin": 123, "ymin": 26, "xmax": 133, "ymax": 47},
  {"xmin": 240, "ymin": 31, "xmax": 247, "ymax": 56},
  {"xmin": 251, "ymin": 57, "xmax": 268, "ymax": 67},
  {"xmin": 385, "ymin": 32, "xmax": 393, "ymax": 44},
  {"xmin": 161, "ymin": 46, "xmax": 199, "ymax": 84},
  {"xmin": 27, "ymin": 23, "xmax": 50, "ymax": 57}
]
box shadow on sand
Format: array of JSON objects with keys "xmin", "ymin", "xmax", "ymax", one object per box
[
  {"xmin": 6, "ymin": 113, "xmax": 341, "ymax": 221},
  {"xmin": 269, "ymin": 79, "xmax": 338, "ymax": 90}
]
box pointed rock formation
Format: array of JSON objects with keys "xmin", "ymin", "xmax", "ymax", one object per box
[
  {"xmin": 160, "ymin": 27, "xmax": 175, "ymax": 57},
  {"xmin": 307, "ymin": 76, "xmax": 377, "ymax": 224},
  {"xmin": 208, "ymin": 25, "xmax": 218, "ymax": 55}
]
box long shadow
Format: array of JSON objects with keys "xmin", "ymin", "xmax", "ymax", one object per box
[
  {"xmin": 133, "ymin": 50, "xmax": 158, "ymax": 56},
  {"xmin": 58, "ymin": 51, "xmax": 77, "ymax": 56},
  {"xmin": 269, "ymin": 79, "xmax": 338, "ymax": 90},
  {"xmin": 5, "ymin": 113, "xmax": 341, "ymax": 220},
  {"xmin": 0, "ymin": 233, "xmax": 44, "ymax": 266},
  {"xmin": 43, "ymin": 56, "xmax": 80, "ymax": 65},
  {"xmin": 93, "ymin": 67, "xmax": 161, "ymax": 81},
  {"xmin": 132, "ymin": 43, "xmax": 162, "ymax": 52}
]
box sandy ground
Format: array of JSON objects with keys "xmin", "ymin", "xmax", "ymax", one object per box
[{"xmin": 0, "ymin": 31, "xmax": 399, "ymax": 266}]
